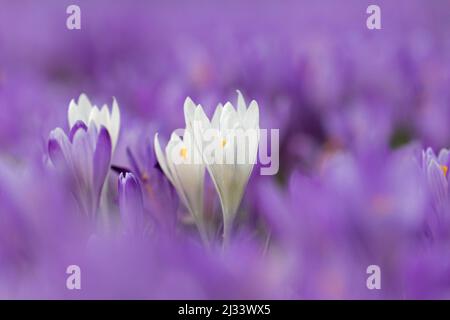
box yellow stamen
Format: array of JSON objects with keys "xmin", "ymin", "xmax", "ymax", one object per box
[
  {"xmin": 221, "ymin": 139, "xmax": 227, "ymax": 148},
  {"xmin": 441, "ymin": 165, "xmax": 448, "ymax": 177},
  {"xmin": 180, "ymin": 147, "xmax": 188, "ymax": 160}
]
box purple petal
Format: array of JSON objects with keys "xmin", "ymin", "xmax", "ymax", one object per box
[
  {"xmin": 48, "ymin": 137, "xmax": 64, "ymax": 167},
  {"xmin": 48, "ymin": 128, "xmax": 70, "ymax": 169},
  {"xmin": 69, "ymin": 120, "xmax": 88, "ymax": 143},
  {"xmin": 427, "ymin": 159, "xmax": 448, "ymax": 215},
  {"xmin": 72, "ymin": 127, "xmax": 95, "ymax": 186},
  {"xmin": 93, "ymin": 126, "xmax": 112, "ymax": 197},
  {"xmin": 126, "ymin": 147, "xmax": 142, "ymax": 180},
  {"xmin": 118, "ymin": 172, "xmax": 145, "ymax": 234}
]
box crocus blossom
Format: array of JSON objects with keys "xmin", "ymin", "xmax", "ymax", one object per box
[
  {"xmin": 118, "ymin": 172, "xmax": 145, "ymax": 234},
  {"xmin": 68, "ymin": 93, "xmax": 121, "ymax": 151},
  {"xmin": 154, "ymin": 122, "xmax": 207, "ymax": 243},
  {"xmin": 1, "ymin": 0, "xmax": 450, "ymax": 300},
  {"xmin": 192, "ymin": 91, "xmax": 259, "ymax": 241},
  {"xmin": 48, "ymin": 123, "xmax": 112, "ymax": 217}
]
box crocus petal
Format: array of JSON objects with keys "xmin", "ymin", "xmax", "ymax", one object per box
[
  {"xmin": 48, "ymin": 128, "xmax": 76, "ymax": 168},
  {"xmin": 236, "ymin": 90, "xmax": 247, "ymax": 118},
  {"xmin": 244, "ymin": 100, "xmax": 259, "ymax": 129},
  {"xmin": 93, "ymin": 126, "xmax": 112, "ymax": 196},
  {"xmin": 110, "ymin": 97, "xmax": 121, "ymax": 149},
  {"xmin": 194, "ymin": 105, "xmax": 210, "ymax": 130},
  {"xmin": 154, "ymin": 133, "xmax": 174, "ymax": 186},
  {"xmin": 69, "ymin": 120, "xmax": 88, "ymax": 142},
  {"xmin": 427, "ymin": 159, "xmax": 448, "ymax": 214},
  {"xmin": 118, "ymin": 172, "xmax": 144, "ymax": 234},
  {"xmin": 67, "ymin": 99, "xmax": 80, "ymax": 129},
  {"xmin": 68, "ymin": 93, "xmax": 92, "ymax": 128},
  {"xmin": 126, "ymin": 147, "xmax": 143, "ymax": 179},
  {"xmin": 438, "ymin": 148, "xmax": 450, "ymax": 166},
  {"xmin": 88, "ymin": 105, "xmax": 108, "ymax": 130},
  {"xmin": 211, "ymin": 103, "xmax": 223, "ymax": 129},
  {"xmin": 424, "ymin": 147, "xmax": 436, "ymax": 166},
  {"xmin": 48, "ymin": 128, "xmax": 70, "ymax": 168},
  {"xmin": 184, "ymin": 97, "xmax": 196, "ymax": 129},
  {"xmin": 165, "ymin": 133, "xmax": 189, "ymax": 195},
  {"xmin": 77, "ymin": 93, "xmax": 93, "ymax": 118},
  {"xmin": 156, "ymin": 131, "xmax": 205, "ymax": 223},
  {"xmin": 71, "ymin": 125, "xmax": 98, "ymax": 193},
  {"xmin": 221, "ymin": 102, "xmax": 239, "ymax": 131},
  {"xmin": 172, "ymin": 161, "xmax": 204, "ymax": 219}
]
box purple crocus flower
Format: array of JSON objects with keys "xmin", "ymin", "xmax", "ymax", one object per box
[
  {"xmin": 122, "ymin": 128, "xmax": 178, "ymax": 232},
  {"xmin": 48, "ymin": 122, "xmax": 112, "ymax": 218}
]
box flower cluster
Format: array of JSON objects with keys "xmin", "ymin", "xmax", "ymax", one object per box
[
  {"xmin": 1, "ymin": 0, "xmax": 450, "ymax": 299},
  {"xmin": 155, "ymin": 91, "xmax": 259, "ymax": 244},
  {"xmin": 48, "ymin": 94, "xmax": 119, "ymax": 218}
]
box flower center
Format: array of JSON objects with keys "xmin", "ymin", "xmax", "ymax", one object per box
[
  {"xmin": 221, "ymin": 139, "xmax": 227, "ymax": 148},
  {"xmin": 441, "ymin": 165, "xmax": 448, "ymax": 177},
  {"xmin": 180, "ymin": 147, "xmax": 188, "ymax": 160}
]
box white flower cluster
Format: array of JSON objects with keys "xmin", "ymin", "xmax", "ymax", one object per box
[{"xmin": 155, "ymin": 91, "xmax": 260, "ymax": 243}]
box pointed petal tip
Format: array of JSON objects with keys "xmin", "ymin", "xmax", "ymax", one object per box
[
  {"xmin": 223, "ymin": 101, "xmax": 234, "ymax": 110},
  {"xmin": 98, "ymin": 125, "xmax": 112, "ymax": 141},
  {"xmin": 68, "ymin": 98, "xmax": 77, "ymax": 107},
  {"xmin": 78, "ymin": 93, "xmax": 91, "ymax": 104},
  {"xmin": 93, "ymin": 126, "xmax": 112, "ymax": 194},
  {"xmin": 185, "ymin": 96, "xmax": 194, "ymax": 104},
  {"xmin": 112, "ymin": 96, "xmax": 120, "ymax": 112}
]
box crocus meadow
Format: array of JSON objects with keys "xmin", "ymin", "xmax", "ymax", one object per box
[{"xmin": 1, "ymin": 0, "xmax": 450, "ymax": 299}]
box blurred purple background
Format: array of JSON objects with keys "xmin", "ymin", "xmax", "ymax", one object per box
[{"xmin": 1, "ymin": 0, "xmax": 450, "ymax": 299}]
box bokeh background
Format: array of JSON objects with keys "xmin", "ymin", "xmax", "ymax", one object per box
[{"xmin": 1, "ymin": 0, "xmax": 450, "ymax": 299}]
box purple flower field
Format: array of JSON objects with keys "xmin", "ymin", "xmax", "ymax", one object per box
[{"xmin": 1, "ymin": 0, "xmax": 450, "ymax": 299}]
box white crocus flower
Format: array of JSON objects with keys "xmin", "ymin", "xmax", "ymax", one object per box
[
  {"xmin": 154, "ymin": 98, "xmax": 207, "ymax": 244},
  {"xmin": 68, "ymin": 93, "xmax": 120, "ymax": 151},
  {"xmin": 192, "ymin": 91, "xmax": 259, "ymax": 241}
]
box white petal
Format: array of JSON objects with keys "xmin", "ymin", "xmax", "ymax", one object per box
[
  {"xmin": 244, "ymin": 100, "xmax": 259, "ymax": 129},
  {"xmin": 192, "ymin": 106, "xmax": 214, "ymax": 164},
  {"xmin": 221, "ymin": 102, "xmax": 239, "ymax": 131},
  {"xmin": 166, "ymin": 132, "xmax": 184, "ymax": 167},
  {"xmin": 184, "ymin": 97, "xmax": 197, "ymax": 129},
  {"xmin": 91, "ymin": 105, "xmax": 110, "ymax": 129},
  {"xmin": 194, "ymin": 105, "xmax": 210, "ymax": 131},
  {"xmin": 77, "ymin": 93, "xmax": 93, "ymax": 120},
  {"xmin": 68, "ymin": 99, "xmax": 83, "ymax": 128},
  {"xmin": 236, "ymin": 90, "xmax": 247, "ymax": 119},
  {"xmin": 173, "ymin": 161, "xmax": 204, "ymax": 218},
  {"xmin": 165, "ymin": 134, "xmax": 192, "ymax": 208},
  {"xmin": 211, "ymin": 103, "xmax": 223, "ymax": 129},
  {"xmin": 438, "ymin": 148, "xmax": 450, "ymax": 165},
  {"xmin": 165, "ymin": 131, "xmax": 206, "ymax": 218},
  {"xmin": 110, "ymin": 97, "xmax": 121, "ymax": 148},
  {"xmin": 154, "ymin": 133, "xmax": 173, "ymax": 186}
]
